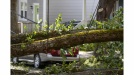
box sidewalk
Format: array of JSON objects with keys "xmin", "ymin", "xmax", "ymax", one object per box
[{"xmin": 79, "ymin": 51, "xmax": 93, "ymax": 58}]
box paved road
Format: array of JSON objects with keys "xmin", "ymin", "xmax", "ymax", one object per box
[{"xmin": 79, "ymin": 51, "xmax": 93, "ymax": 58}]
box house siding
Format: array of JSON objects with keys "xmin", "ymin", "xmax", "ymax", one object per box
[
  {"xmin": 49, "ymin": 0, "xmax": 99, "ymax": 25},
  {"xmin": 16, "ymin": 0, "xmax": 43, "ymax": 33},
  {"xmin": 17, "ymin": 0, "xmax": 43, "ymax": 22},
  {"xmin": 17, "ymin": 0, "xmax": 99, "ymax": 31}
]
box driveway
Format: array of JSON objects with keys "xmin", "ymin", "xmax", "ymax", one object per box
[{"xmin": 79, "ymin": 51, "xmax": 93, "ymax": 58}]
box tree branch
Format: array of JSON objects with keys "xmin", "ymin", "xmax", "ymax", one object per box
[{"xmin": 11, "ymin": 29, "xmax": 123, "ymax": 57}]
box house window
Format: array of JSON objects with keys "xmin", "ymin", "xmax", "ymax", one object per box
[{"xmin": 19, "ymin": 0, "xmax": 27, "ymax": 20}]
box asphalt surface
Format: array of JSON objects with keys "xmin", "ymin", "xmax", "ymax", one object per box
[{"xmin": 79, "ymin": 51, "xmax": 93, "ymax": 58}]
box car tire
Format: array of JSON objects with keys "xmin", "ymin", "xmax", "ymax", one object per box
[
  {"xmin": 34, "ymin": 54, "xmax": 41, "ymax": 68},
  {"xmin": 12, "ymin": 57, "xmax": 18, "ymax": 65}
]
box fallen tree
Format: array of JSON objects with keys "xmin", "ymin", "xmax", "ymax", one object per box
[
  {"xmin": 11, "ymin": 29, "xmax": 89, "ymax": 44},
  {"xmin": 11, "ymin": 29, "xmax": 123, "ymax": 57}
]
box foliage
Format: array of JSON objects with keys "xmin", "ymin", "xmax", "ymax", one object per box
[
  {"xmin": 78, "ymin": 56, "xmax": 101, "ymax": 70},
  {"xmin": 79, "ymin": 43, "xmax": 95, "ymax": 51},
  {"xmin": 33, "ymin": 19, "xmax": 42, "ymax": 31},
  {"xmin": 60, "ymin": 48, "xmax": 67, "ymax": 60},
  {"xmin": 42, "ymin": 21, "xmax": 48, "ymax": 31},
  {"xmin": 96, "ymin": 8, "xmax": 123, "ymax": 29},
  {"xmin": 54, "ymin": 13, "xmax": 78, "ymax": 31},
  {"xmin": 12, "ymin": 8, "xmax": 123, "ymax": 74},
  {"xmin": 44, "ymin": 65, "xmax": 61, "ymax": 75},
  {"xmin": 78, "ymin": 41, "xmax": 123, "ymax": 70},
  {"xmin": 77, "ymin": 25, "xmax": 85, "ymax": 29},
  {"xmin": 79, "ymin": 41, "xmax": 123, "ymax": 69},
  {"xmin": 95, "ymin": 42, "xmax": 123, "ymax": 68},
  {"xmin": 11, "ymin": 62, "xmax": 31, "ymax": 72},
  {"xmin": 23, "ymin": 19, "xmax": 44, "ymax": 43},
  {"xmin": 22, "ymin": 19, "xmax": 43, "ymax": 51},
  {"xmin": 60, "ymin": 47, "xmax": 76, "ymax": 59},
  {"xmin": 67, "ymin": 19, "xmax": 77, "ymax": 30},
  {"xmin": 23, "ymin": 25, "xmax": 27, "ymax": 33},
  {"xmin": 68, "ymin": 25, "xmax": 73, "ymax": 31},
  {"xmin": 90, "ymin": 20, "xmax": 97, "ymax": 29},
  {"xmin": 25, "ymin": 34, "xmax": 35, "ymax": 42},
  {"xmin": 88, "ymin": 15, "xmax": 97, "ymax": 29},
  {"xmin": 88, "ymin": 8, "xmax": 123, "ymax": 30},
  {"xmin": 55, "ymin": 13, "xmax": 64, "ymax": 31},
  {"xmin": 70, "ymin": 19, "xmax": 77, "ymax": 23},
  {"xmin": 77, "ymin": 8, "xmax": 123, "ymax": 69},
  {"xmin": 34, "ymin": 24, "xmax": 40, "ymax": 31},
  {"xmin": 44, "ymin": 61, "xmax": 78, "ymax": 74},
  {"xmin": 21, "ymin": 43, "xmax": 25, "ymax": 51},
  {"xmin": 68, "ymin": 47, "xmax": 74, "ymax": 56},
  {"xmin": 44, "ymin": 40, "xmax": 123, "ymax": 75},
  {"xmin": 60, "ymin": 47, "xmax": 75, "ymax": 59},
  {"xmin": 49, "ymin": 24, "xmax": 54, "ymax": 30}
]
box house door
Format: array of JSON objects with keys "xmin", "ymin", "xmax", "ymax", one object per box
[{"xmin": 33, "ymin": 3, "xmax": 39, "ymax": 30}]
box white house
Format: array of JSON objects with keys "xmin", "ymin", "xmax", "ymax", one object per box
[{"xmin": 17, "ymin": 0, "xmax": 99, "ymax": 33}]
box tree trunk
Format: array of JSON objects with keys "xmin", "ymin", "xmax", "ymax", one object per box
[
  {"xmin": 97, "ymin": 0, "xmax": 117, "ymax": 21},
  {"xmin": 11, "ymin": 0, "xmax": 19, "ymax": 34},
  {"xmin": 11, "ymin": 29, "xmax": 123, "ymax": 57},
  {"xmin": 11, "ymin": 29, "xmax": 94, "ymax": 44}
]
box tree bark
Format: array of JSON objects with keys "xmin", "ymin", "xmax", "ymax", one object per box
[
  {"xmin": 11, "ymin": 0, "xmax": 19, "ymax": 34},
  {"xmin": 11, "ymin": 29, "xmax": 123, "ymax": 57},
  {"xmin": 11, "ymin": 29, "xmax": 93, "ymax": 44},
  {"xmin": 97, "ymin": 0, "xmax": 117, "ymax": 21}
]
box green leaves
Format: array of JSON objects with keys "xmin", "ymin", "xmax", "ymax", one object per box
[
  {"xmin": 68, "ymin": 25, "xmax": 73, "ymax": 31},
  {"xmin": 33, "ymin": 24, "xmax": 40, "ymax": 31},
  {"xmin": 95, "ymin": 8, "xmax": 123, "ymax": 30},
  {"xmin": 60, "ymin": 48, "xmax": 67, "ymax": 60},
  {"xmin": 33, "ymin": 19, "xmax": 42, "ymax": 31},
  {"xmin": 21, "ymin": 43, "xmax": 25, "ymax": 51},
  {"xmin": 59, "ymin": 13, "xmax": 62, "ymax": 17},
  {"xmin": 68, "ymin": 48, "xmax": 74, "ymax": 56},
  {"xmin": 78, "ymin": 25, "xmax": 85, "ymax": 29},
  {"xmin": 39, "ymin": 19, "xmax": 42, "ymax": 22},
  {"xmin": 49, "ymin": 24, "xmax": 53, "ymax": 30},
  {"xmin": 55, "ymin": 13, "xmax": 64, "ymax": 31},
  {"xmin": 32, "ymin": 31, "xmax": 36, "ymax": 35},
  {"xmin": 70, "ymin": 19, "xmax": 76, "ymax": 23},
  {"xmin": 67, "ymin": 61, "xmax": 76, "ymax": 70},
  {"xmin": 89, "ymin": 15, "xmax": 92, "ymax": 18},
  {"xmin": 79, "ymin": 41, "xmax": 123, "ymax": 69},
  {"xmin": 23, "ymin": 25, "xmax": 27, "ymax": 33},
  {"xmin": 96, "ymin": 48, "xmax": 102, "ymax": 54},
  {"xmin": 62, "ymin": 25, "xmax": 68, "ymax": 31},
  {"xmin": 42, "ymin": 20, "xmax": 48, "ymax": 31},
  {"xmin": 44, "ymin": 25, "xmax": 48, "ymax": 29},
  {"xmin": 36, "ymin": 24, "xmax": 40, "ymax": 28},
  {"xmin": 79, "ymin": 43, "xmax": 95, "ymax": 51},
  {"xmin": 42, "ymin": 25, "xmax": 48, "ymax": 31},
  {"xmin": 96, "ymin": 42, "xmax": 123, "ymax": 68},
  {"xmin": 25, "ymin": 36, "xmax": 35, "ymax": 42},
  {"xmin": 25, "ymin": 32, "xmax": 36, "ymax": 43},
  {"xmin": 96, "ymin": 21, "xmax": 102, "ymax": 25}
]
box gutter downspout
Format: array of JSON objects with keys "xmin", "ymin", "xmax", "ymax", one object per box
[
  {"xmin": 43, "ymin": 0, "xmax": 47, "ymax": 30},
  {"xmin": 82, "ymin": 0, "xmax": 87, "ymax": 27}
]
